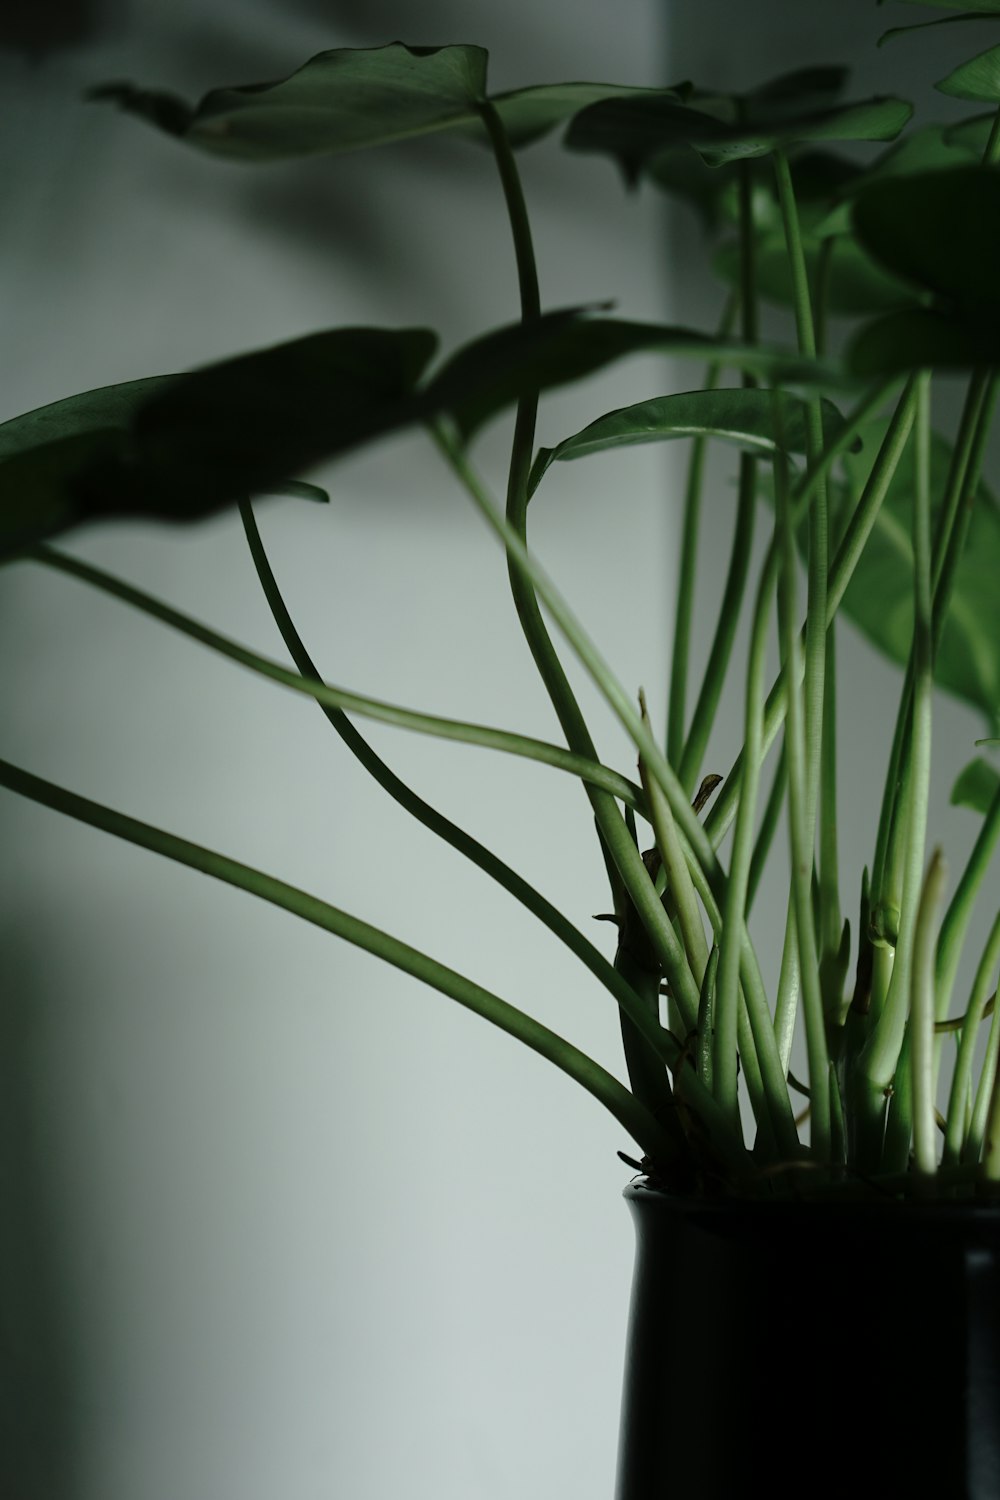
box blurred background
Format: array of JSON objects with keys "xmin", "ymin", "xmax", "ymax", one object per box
[{"xmin": 0, "ymin": 3, "xmax": 993, "ymax": 1497}]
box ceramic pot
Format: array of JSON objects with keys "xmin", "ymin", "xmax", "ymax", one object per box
[{"xmin": 616, "ymin": 1182, "xmax": 1000, "ymax": 1500}]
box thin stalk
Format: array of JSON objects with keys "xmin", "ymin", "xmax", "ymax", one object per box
[
  {"xmin": 773, "ymin": 147, "xmax": 828, "ymax": 856},
  {"xmin": 746, "ymin": 742, "xmax": 786, "ymax": 914},
  {"xmin": 638, "ymin": 691, "xmax": 709, "ymax": 987},
  {"xmin": 935, "ymin": 781, "xmax": 1000, "ymax": 1026},
  {"xmin": 705, "ymin": 376, "xmax": 911, "ymax": 848},
  {"xmin": 714, "ymin": 520, "xmax": 775, "ymax": 1126},
  {"xmin": 480, "ymin": 95, "xmax": 681, "ymax": 1124},
  {"xmin": 774, "ymin": 911, "xmax": 801, "ymax": 1079},
  {"xmin": 775, "ymin": 444, "xmax": 832, "ymax": 1160},
  {"xmin": 945, "ymin": 911, "xmax": 1000, "ymax": 1167},
  {"xmin": 912, "ymin": 850, "xmax": 948, "ymax": 1179},
  {"xmin": 697, "ymin": 946, "xmax": 719, "ymax": 1091},
  {"xmin": 677, "ymin": 158, "xmax": 758, "ymax": 798},
  {"xmin": 0, "ymin": 755, "xmax": 682, "ymax": 1167},
  {"xmin": 856, "ymin": 374, "xmax": 934, "ymax": 1150},
  {"xmin": 668, "ymin": 293, "xmax": 738, "ymax": 765},
  {"xmin": 238, "ymin": 501, "xmax": 684, "ymax": 1065},
  {"xmin": 21, "ymin": 547, "xmax": 644, "ymax": 810}
]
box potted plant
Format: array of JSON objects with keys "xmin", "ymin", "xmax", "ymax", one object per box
[{"xmin": 3, "ymin": 4, "xmax": 1000, "ymax": 1494}]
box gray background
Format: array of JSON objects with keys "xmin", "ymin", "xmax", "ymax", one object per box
[{"xmin": 0, "ymin": 3, "xmax": 993, "ymax": 1497}]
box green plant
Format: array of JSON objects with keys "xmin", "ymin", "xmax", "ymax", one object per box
[{"xmin": 3, "ymin": 8, "xmax": 1000, "ymax": 1202}]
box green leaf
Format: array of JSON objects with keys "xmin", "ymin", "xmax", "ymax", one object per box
[
  {"xmin": 937, "ymin": 43, "xmax": 1000, "ymax": 100},
  {"xmin": 952, "ymin": 758, "xmax": 1000, "ymax": 812},
  {"xmin": 257, "ymin": 479, "xmax": 329, "ymax": 503},
  {"xmin": 838, "ymin": 419, "xmax": 1000, "ymax": 727},
  {"xmin": 566, "ymin": 84, "xmax": 911, "ymax": 176},
  {"xmin": 91, "ymin": 42, "xmax": 665, "ymax": 161},
  {"xmin": 977, "ymin": 737, "xmax": 1000, "ymax": 747},
  {"xmin": 852, "ymin": 167, "xmax": 1000, "ymax": 314},
  {"xmin": 848, "ymin": 308, "xmax": 1000, "ymax": 373},
  {"xmin": 714, "ymin": 230, "xmax": 916, "ymax": 316},
  {"xmin": 0, "ymin": 311, "xmax": 844, "ymax": 557},
  {"xmin": 528, "ymin": 388, "xmax": 856, "ymax": 496},
  {"xmin": 427, "ymin": 312, "xmax": 845, "ymax": 443},
  {"xmin": 944, "ymin": 112, "xmax": 998, "ymax": 152}
]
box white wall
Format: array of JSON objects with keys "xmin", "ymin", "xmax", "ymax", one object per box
[{"xmin": 1, "ymin": 4, "xmax": 671, "ymax": 1498}]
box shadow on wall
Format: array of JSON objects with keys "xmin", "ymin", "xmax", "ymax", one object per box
[
  {"xmin": 0, "ymin": 936, "xmax": 79, "ymax": 1500},
  {"xmin": 0, "ymin": 0, "xmax": 120, "ymax": 53}
]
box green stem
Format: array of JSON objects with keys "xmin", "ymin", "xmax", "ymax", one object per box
[
  {"xmin": 0, "ymin": 755, "xmax": 680, "ymax": 1167},
  {"xmin": 857, "ymin": 375, "xmax": 934, "ymax": 1150},
  {"xmin": 237, "ymin": 501, "xmax": 684, "ymax": 1072},
  {"xmin": 678, "ymin": 159, "xmax": 758, "ymax": 798},
  {"xmin": 21, "ymin": 547, "xmax": 644, "ymax": 811},
  {"xmin": 667, "ymin": 293, "xmax": 738, "ymax": 765},
  {"xmin": 714, "ymin": 521, "xmax": 774, "ymax": 1127},
  {"xmin": 945, "ymin": 911, "xmax": 1000, "ymax": 1167},
  {"xmin": 775, "ymin": 443, "xmax": 831, "ymax": 1161},
  {"xmin": 912, "ymin": 850, "xmax": 948, "ymax": 1179},
  {"xmin": 935, "ymin": 781, "xmax": 1000, "ymax": 1028},
  {"xmin": 639, "ymin": 691, "xmax": 709, "ymax": 987},
  {"xmin": 705, "ymin": 377, "xmax": 907, "ymax": 848},
  {"xmin": 746, "ymin": 742, "xmax": 786, "ymax": 915}
]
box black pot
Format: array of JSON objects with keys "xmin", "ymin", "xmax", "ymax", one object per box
[{"xmin": 616, "ymin": 1182, "xmax": 1000, "ymax": 1500}]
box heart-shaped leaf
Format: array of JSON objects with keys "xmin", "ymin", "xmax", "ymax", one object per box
[
  {"xmin": 837, "ymin": 418, "xmax": 1000, "ymax": 728},
  {"xmin": 952, "ymin": 757, "xmax": 1000, "ymax": 812},
  {"xmin": 936, "ymin": 42, "xmax": 1000, "ymax": 100},
  {"xmin": 528, "ymin": 388, "xmax": 855, "ymax": 496},
  {"xmin": 91, "ymin": 42, "xmax": 668, "ymax": 161}
]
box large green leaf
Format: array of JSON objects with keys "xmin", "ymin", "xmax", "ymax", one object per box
[
  {"xmin": 0, "ymin": 331, "xmax": 436, "ymax": 555},
  {"xmin": 852, "ymin": 167, "xmax": 1000, "ymax": 314},
  {"xmin": 91, "ymin": 42, "xmax": 668, "ymax": 161},
  {"xmin": 0, "ymin": 311, "xmax": 844, "ymax": 558},
  {"xmin": 936, "ymin": 43, "xmax": 1000, "ymax": 100},
  {"xmin": 527, "ymin": 388, "xmax": 855, "ymax": 496},
  {"xmin": 565, "ymin": 80, "xmax": 911, "ymax": 176},
  {"xmin": 837, "ymin": 418, "xmax": 1000, "ymax": 729},
  {"xmin": 879, "ymin": 12, "xmax": 1000, "ymax": 43}
]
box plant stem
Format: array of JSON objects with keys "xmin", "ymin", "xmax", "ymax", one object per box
[
  {"xmin": 21, "ymin": 547, "xmax": 644, "ymax": 810},
  {"xmin": 912, "ymin": 850, "xmax": 948, "ymax": 1179},
  {"xmin": 747, "ymin": 742, "xmax": 786, "ymax": 914},
  {"xmin": 934, "ymin": 781, "xmax": 1000, "ymax": 1029},
  {"xmin": 678, "ymin": 159, "xmax": 758, "ymax": 797},
  {"xmin": 238, "ymin": 501, "xmax": 686, "ymax": 1076},
  {"xmin": 775, "ymin": 442, "xmax": 832, "ymax": 1160},
  {"xmin": 705, "ymin": 377, "xmax": 908, "ymax": 847},
  {"xmin": 667, "ymin": 293, "xmax": 738, "ymax": 765},
  {"xmin": 639, "ymin": 691, "xmax": 709, "ymax": 986},
  {"xmin": 945, "ymin": 911, "xmax": 1000, "ymax": 1167},
  {"xmin": 714, "ymin": 517, "xmax": 774, "ymax": 1127},
  {"xmin": 855, "ymin": 374, "xmax": 934, "ymax": 1163},
  {"xmin": 0, "ymin": 755, "xmax": 683, "ymax": 1168}
]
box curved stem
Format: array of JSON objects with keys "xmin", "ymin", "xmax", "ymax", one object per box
[
  {"xmin": 238, "ymin": 500, "xmax": 676, "ymax": 1066},
  {"xmin": 20, "ymin": 546, "xmax": 644, "ymax": 809},
  {"xmin": 0, "ymin": 755, "xmax": 680, "ymax": 1166}
]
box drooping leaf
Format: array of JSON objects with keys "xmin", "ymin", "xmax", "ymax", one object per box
[
  {"xmin": 565, "ymin": 80, "xmax": 911, "ymax": 176},
  {"xmin": 852, "ymin": 167, "xmax": 1000, "ymax": 314},
  {"xmin": 426, "ymin": 313, "xmax": 846, "ymax": 442},
  {"xmin": 0, "ymin": 311, "xmax": 845, "ymax": 558},
  {"xmin": 837, "ymin": 418, "xmax": 1000, "ymax": 728},
  {"xmin": 936, "ymin": 43, "xmax": 1000, "ymax": 101},
  {"xmin": 91, "ymin": 42, "xmax": 669, "ymax": 161},
  {"xmin": 951, "ymin": 757, "xmax": 1000, "ymax": 812},
  {"xmin": 528, "ymin": 388, "xmax": 855, "ymax": 496}
]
